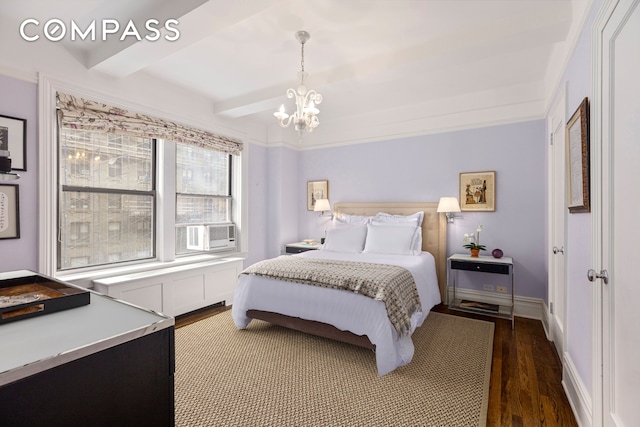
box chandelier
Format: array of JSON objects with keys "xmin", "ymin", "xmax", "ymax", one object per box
[{"xmin": 274, "ymin": 30, "xmax": 323, "ymax": 135}]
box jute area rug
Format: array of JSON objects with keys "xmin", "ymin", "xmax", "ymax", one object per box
[{"xmin": 175, "ymin": 311, "xmax": 494, "ymax": 427}]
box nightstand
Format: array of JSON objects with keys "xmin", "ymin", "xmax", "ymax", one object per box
[
  {"xmin": 447, "ymin": 254, "xmax": 514, "ymax": 327},
  {"xmin": 284, "ymin": 242, "xmax": 321, "ymax": 254}
]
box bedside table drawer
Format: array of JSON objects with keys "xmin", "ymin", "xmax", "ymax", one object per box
[
  {"xmin": 284, "ymin": 242, "xmax": 320, "ymax": 254},
  {"xmin": 450, "ymin": 260, "xmax": 510, "ymax": 275},
  {"xmin": 285, "ymin": 246, "xmax": 316, "ymax": 254}
]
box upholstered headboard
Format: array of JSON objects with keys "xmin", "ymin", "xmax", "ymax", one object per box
[{"xmin": 332, "ymin": 202, "xmax": 447, "ymax": 302}]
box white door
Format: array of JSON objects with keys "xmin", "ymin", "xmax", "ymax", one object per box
[
  {"xmin": 594, "ymin": 0, "xmax": 640, "ymax": 425},
  {"xmin": 547, "ymin": 90, "xmax": 566, "ymax": 356}
]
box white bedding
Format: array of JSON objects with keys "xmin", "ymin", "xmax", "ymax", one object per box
[{"xmin": 231, "ymin": 250, "xmax": 441, "ymax": 376}]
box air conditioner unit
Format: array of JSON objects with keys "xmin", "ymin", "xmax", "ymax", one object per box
[
  {"xmin": 186, "ymin": 224, "xmax": 236, "ymax": 251},
  {"xmin": 207, "ymin": 224, "xmax": 236, "ymax": 250},
  {"xmin": 186, "ymin": 225, "xmax": 205, "ymax": 250}
]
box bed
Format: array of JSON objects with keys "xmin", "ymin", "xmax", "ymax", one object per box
[{"xmin": 231, "ymin": 202, "xmax": 447, "ymax": 375}]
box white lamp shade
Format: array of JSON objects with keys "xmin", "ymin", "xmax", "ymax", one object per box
[
  {"xmin": 314, "ymin": 199, "xmax": 331, "ymax": 212},
  {"xmin": 437, "ymin": 197, "xmax": 461, "ymax": 213}
]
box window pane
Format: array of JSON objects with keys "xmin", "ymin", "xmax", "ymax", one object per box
[
  {"xmin": 59, "ymin": 192, "xmax": 154, "ymax": 270},
  {"xmin": 175, "ymin": 142, "xmax": 232, "ymax": 255},
  {"xmin": 176, "ymin": 195, "xmax": 230, "ymax": 224},
  {"xmin": 175, "ymin": 227, "xmax": 190, "ymax": 255},
  {"xmin": 60, "ymin": 130, "xmax": 153, "ymax": 191},
  {"xmin": 176, "ymin": 144, "xmax": 229, "ymax": 195}
]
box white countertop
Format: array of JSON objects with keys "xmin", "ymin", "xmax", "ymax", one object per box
[{"xmin": 0, "ymin": 270, "xmax": 173, "ymax": 387}]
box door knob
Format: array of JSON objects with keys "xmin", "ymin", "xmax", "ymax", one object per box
[
  {"xmin": 587, "ymin": 269, "xmax": 609, "ymax": 285},
  {"xmin": 553, "ymin": 246, "xmax": 565, "ymax": 254}
]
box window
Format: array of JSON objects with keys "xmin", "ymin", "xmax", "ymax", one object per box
[
  {"xmin": 108, "ymin": 221, "xmax": 122, "ymax": 241},
  {"xmin": 175, "ymin": 143, "xmax": 233, "ymax": 254},
  {"xmin": 69, "ymin": 194, "xmax": 90, "ymax": 210},
  {"xmin": 69, "ymin": 221, "xmax": 90, "ymax": 243},
  {"xmin": 108, "ymin": 135, "xmax": 123, "ymax": 178},
  {"xmin": 69, "ymin": 256, "xmax": 90, "ymax": 268},
  {"xmin": 69, "ymin": 155, "xmax": 90, "ymax": 176},
  {"xmin": 108, "ymin": 194, "xmax": 122, "ymax": 211},
  {"xmin": 49, "ymin": 88, "xmax": 244, "ymax": 275},
  {"xmin": 58, "ymin": 129, "xmax": 155, "ymax": 270},
  {"xmin": 109, "ymin": 157, "xmax": 123, "ymax": 178}
]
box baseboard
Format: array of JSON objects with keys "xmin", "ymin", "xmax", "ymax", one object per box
[
  {"xmin": 562, "ymin": 353, "xmax": 593, "ymax": 427},
  {"xmin": 446, "ymin": 287, "xmax": 544, "ymax": 320},
  {"xmin": 541, "ymin": 301, "xmax": 552, "ymax": 339}
]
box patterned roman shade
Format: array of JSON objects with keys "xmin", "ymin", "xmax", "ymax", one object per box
[{"xmin": 56, "ymin": 92, "xmax": 243, "ymax": 156}]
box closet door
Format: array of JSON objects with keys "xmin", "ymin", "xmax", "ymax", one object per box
[
  {"xmin": 547, "ymin": 90, "xmax": 566, "ymax": 357},
  {"xmin": 595, "ymin": 0, "xmax": 640, "ymax": 425}
]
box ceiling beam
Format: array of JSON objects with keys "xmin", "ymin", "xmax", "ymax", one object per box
[{"xmin": 85, "ymin": 0, "xmax": 274, "ymax": 78}]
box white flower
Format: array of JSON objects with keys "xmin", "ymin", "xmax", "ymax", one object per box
[
  {"xmin": 476, "ymin": 225, "xmax": 483, "ymax": 244},
  {"xmin": 463, "ymin": 225, "xmax": 486, "ymax": 251}
]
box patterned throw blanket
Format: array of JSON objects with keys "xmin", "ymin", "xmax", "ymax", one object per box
[{"xmin": 240, "ymin": 256, "xmax": 422, "ymax": 336}]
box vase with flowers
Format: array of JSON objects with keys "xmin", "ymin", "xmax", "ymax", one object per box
[{"xmin": 463, "ymin": 225, "xmax": 486, "ymax": 257}]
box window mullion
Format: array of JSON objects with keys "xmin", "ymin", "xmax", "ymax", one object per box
[{"xmin": 157, "ymin": 139, "xmax": 176, "ymax": 262}]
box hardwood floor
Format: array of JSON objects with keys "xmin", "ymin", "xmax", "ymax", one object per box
[
  {"xmin": 176, "ymin": 304, "xmax": 578, "ymax": 427},
  {"xmin": 174, "ymin": 304, "xmax": 231, "ymax": 329},
  {"xmin": 431, "ymin": 304, "xmax": 578, "ymax": 427}
]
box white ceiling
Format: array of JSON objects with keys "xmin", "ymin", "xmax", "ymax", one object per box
[{"xmin": 0, "ymin": 0, "xmax": 584, "ymax": 145}]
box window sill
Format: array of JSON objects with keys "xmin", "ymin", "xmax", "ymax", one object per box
[{"xmin": 56, "ymin": 251, "xmax": 247, "ymax": 289}]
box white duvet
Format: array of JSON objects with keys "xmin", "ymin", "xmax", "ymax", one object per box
[{"xmin": 231, "ymin": 250, "xmax": 441, "ymax": 376}]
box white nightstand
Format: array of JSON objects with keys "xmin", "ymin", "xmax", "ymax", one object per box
[
  {"xmin": 447, "ymin": 253, "xmax": 515, "ymax": 328},
  {"xmin": 284, "ymin": 242, "xmax": 321, "ymax": 254}
]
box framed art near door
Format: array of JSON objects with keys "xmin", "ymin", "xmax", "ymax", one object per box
[
  {"xmin": 0, "ymin": 184, "xmax": 20, "ymax": 239},
  {"xmin": 566, "ymin": 97, "xmax": 589, "ymax": 213}
]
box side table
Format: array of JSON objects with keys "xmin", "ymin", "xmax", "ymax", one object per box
[
  {"xmin": 447, "ymin": 253, "xmax": 514, "ymax": 328},
  {"xmin": 284, "ymin": 242, "xmax": 321, "ymax": 254}
]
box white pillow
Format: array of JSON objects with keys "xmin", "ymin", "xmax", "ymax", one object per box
[
  {"xmin": 324, "ymin": 218, "xmax": 358, "ymax": 234},
  {"xmin": 321, "ymin": 224, "xmax": 367, "ymax": 253},
  {"xmin": 334, "ymin": 213, "xmax": 373, "ymax": 225},
  {"xmin": 374, "ymin": 211, "xmax": 424, "ymax": 226},
  {"xmin": 363, "ymin": 224, "xmax": 419, "ymax": 255},
  {"xmin": 371, "ymin": 220, "xmax": 422, "ymax": 254}
]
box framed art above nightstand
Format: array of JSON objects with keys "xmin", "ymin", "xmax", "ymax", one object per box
[{"xmin": 459, "ymin": 171, "xmax": 496, "ymax": 212}]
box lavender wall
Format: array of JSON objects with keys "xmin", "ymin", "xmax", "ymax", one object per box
[
  {"xmin": 245, "ymin": 142, "xmax": 268, "ymax": 267},
  {"xmin": 0, "ymin": 75, "xmax": 38, "ymax": 272},
  {"xmin": 292, "ymin": 120, "xmax": 547, "ymax": 300},
  {"xmin": 0, "ymin": 70, "xmax": 549, "ymax": 303},
  {"xmin": 262, "ymin": 146, "xmax": 300, "ymax": 261}
]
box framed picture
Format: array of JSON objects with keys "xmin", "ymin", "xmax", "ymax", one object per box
[
  {"xmin": 459, "ymin": 171, "xmax": 496, "ymax": 212},
  {"xmin": 0, "ymin": 115, "xmax": 27, "ymax": 171},
  {"xmin": 0, "ymin": 184, "xmax": 20, "ymax": 239},
  {"xmin": 566, "ymin": 97, "xmax": 590, "ymax": 213},
  {"xmin": 307, "ymin": 180, "xmax": 328, "ymax": 211}
]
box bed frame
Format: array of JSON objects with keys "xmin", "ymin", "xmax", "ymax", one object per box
[{"xmin": 247, "ymin": 202, "xmax": 447, "ymax": 350}]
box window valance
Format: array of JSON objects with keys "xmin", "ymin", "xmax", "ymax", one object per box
[{"xmin": 56, "ymin": 92, "xmax": 243, "ymax": 156}]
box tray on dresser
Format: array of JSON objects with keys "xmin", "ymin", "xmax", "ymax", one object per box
[{"xmin": 0, "ymin": 272, "xmax": 90, "ymax": 324}]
